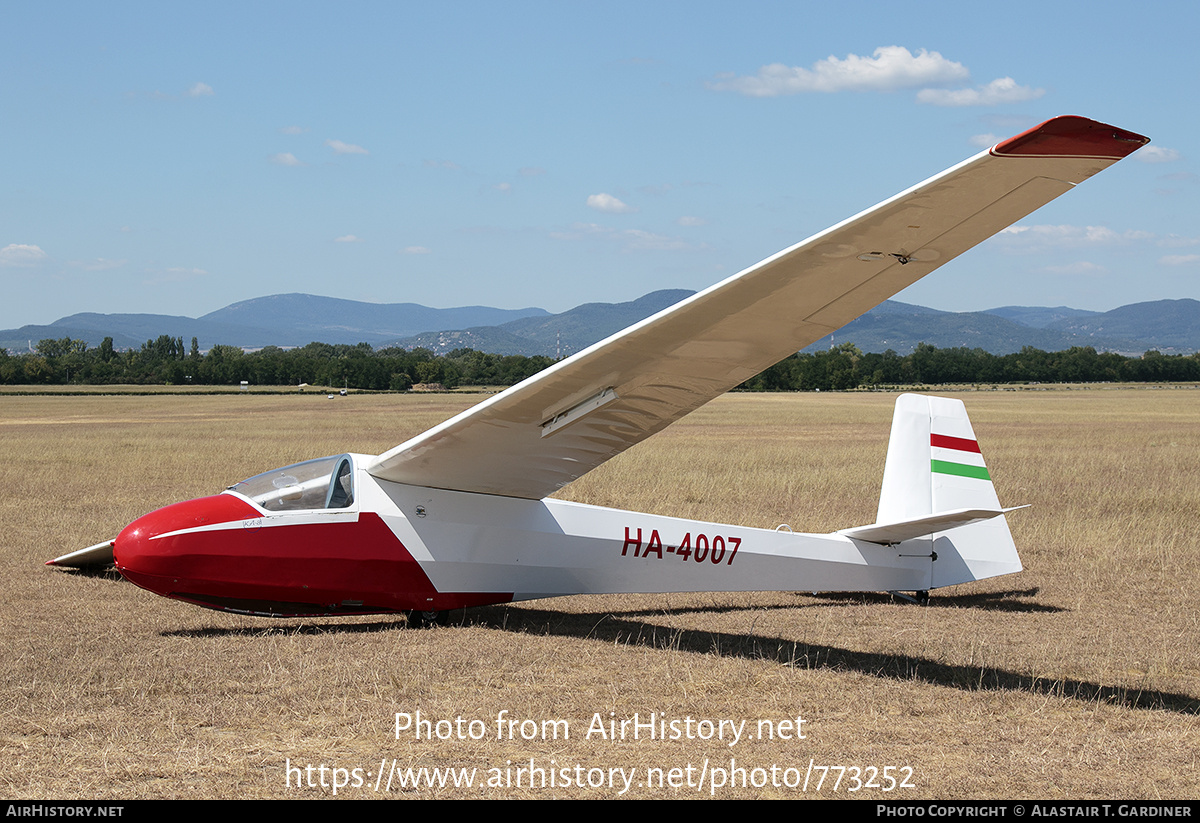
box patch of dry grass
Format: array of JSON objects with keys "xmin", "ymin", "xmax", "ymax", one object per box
[{"xmin": 2, "ymin": 389, "xmax": 1198, "ymax": 798}]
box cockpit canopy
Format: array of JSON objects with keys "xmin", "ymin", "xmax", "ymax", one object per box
[{"xmin": 228, "ymin": 454, "xmax": 355, "ymax": 512}]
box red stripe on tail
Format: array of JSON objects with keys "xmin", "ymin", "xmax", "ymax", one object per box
[{"xmin": 931, "ymin": 433, "xmax": 981, "ymax": 454}]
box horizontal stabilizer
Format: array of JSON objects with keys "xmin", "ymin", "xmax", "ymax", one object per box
[
  {"xmin": 838, "ymin": 506, "xmax": 1028, "ymax": 545},
  {"xmin": 47, "ymin": 539, "xmax": 115, "ymax": 568}
]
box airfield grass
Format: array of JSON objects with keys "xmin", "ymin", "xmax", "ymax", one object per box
[{"xmin": 2, "ymin": 388, "xmax": 1198, "ymax": 799}]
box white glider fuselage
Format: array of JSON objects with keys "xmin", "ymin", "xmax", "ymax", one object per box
[{"xmin": 104, "ymin": 393, "xmax": 1022, "ymax": 617}]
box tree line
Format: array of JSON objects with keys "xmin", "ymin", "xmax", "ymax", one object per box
[
  {"xmin": 737, "ymin": 342, "xmax": 1200, "ymax": 390},
  {"xmin": 0, "ymin": 335, "xmax": 555, "ymax": 389},
  {"xmin": 3, "ymin": 335, "xmax": 1199, "ymax": 390}
]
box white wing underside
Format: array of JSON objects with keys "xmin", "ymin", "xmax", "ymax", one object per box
[{"xmin": 367, "ymin": 118, "xmax": 1146, "ymax": 499}]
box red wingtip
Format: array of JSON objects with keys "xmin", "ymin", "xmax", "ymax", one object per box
[{"xmin": 993, "ymin": 116, "xmax": 1149, "ymax": 159}]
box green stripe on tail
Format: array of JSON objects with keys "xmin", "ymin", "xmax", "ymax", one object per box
[{"xmin": 931, "ymin": 460, "xmax": 991, "ymax": 481}]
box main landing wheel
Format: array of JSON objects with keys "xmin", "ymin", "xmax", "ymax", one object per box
[
  {"xmin": 888, "ymin": 590, "xmax": 930, "ymax": 606},
  {"xmin": 405, "ymin": 609, "xmax": 449, "ymax": 628}
]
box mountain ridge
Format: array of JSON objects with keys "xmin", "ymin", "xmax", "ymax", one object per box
[{"xmin": 4, "ymin": 293, "xmax": 1198, "ymax": 357}]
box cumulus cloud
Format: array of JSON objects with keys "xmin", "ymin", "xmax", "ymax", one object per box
[
  {"xmin": 586, "ymin": 193, "xmax": 637, "ymax": 214},
  {"xmin": 1137, "ymin": 146, "xmax": 1181, "ymax": 163},
  {"xmin": 997, "ymin": 224, "xmax": 1155, "ymax": 251},
  {"xmin": 708, "ymin": 46, "xmax": 968, "ymax": 97},
  {"xmin": 186, "ymin": 82, "xmax": 214, "ymax": 97},
  {"xmin": 1160, "ymin": 254, "xmax": 1200, "ymax": 266},
  {"xmin": 917, "ymin": 76, "xmax": 1043, "ymax": 106},
  {"xmin": 494, "ymin": 182, "xmax": 512, "ymax": 193},
  {"xmin": 73, "ymin": 258, "xmax": 127, "ymax": 271},
  {"xmin": 0, "ymin": 244, "xmax": 48, "ymax": 267},
  {"xmin": 269, "ymin": 152, "xmax": 304, "ymax": 166},
  {"xmin": 402, "ymin": 246, "xmax": 431, "ymax": 255},
  {"xmin": 677, "ymin": 216, "xmax": 707, "ymax": 227},
  {"xmin": 1158, "ymin": 234, "xmax": 1200, "ymax": 248},
  {"xmin": 326, "ymin": 139, "xmax": 369, "ymax": 155},
  {"xmin": 334, "ymin": 235, "xmax": 363, "ymax": 243},
  {"xmin": 1043, "ymin": 261, "xmax": 1105, "ymax": 275},
  {"xmin": 622, "ymin": 229, "xmax": 688, "ymax": 251},
  {"xmin": 550, "ymin": 222, "xmax": 692, "ymax": 252},
  {"xmin": 280, "ymin": 125, "xmax": 307, "ymax": 135},
  {"xmin": 969, "ymin": 133, "xmax": 1002, "ymax": 148}
]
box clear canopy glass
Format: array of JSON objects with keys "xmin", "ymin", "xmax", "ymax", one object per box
[{"xmin": 227, "ymin": 454, "xmax": 355, "ymax": 512}]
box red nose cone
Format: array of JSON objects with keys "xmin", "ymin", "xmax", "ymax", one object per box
[{"xmin": 115, "ymin": 494, "xmax": 259, "ymax": 596}]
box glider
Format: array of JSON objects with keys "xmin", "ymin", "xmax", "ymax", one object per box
[{"xmin": 49, "ymin": 116, "xmax": 1147, "ymax": 623}]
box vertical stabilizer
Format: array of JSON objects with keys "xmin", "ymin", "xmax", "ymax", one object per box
[
  {"xmin": 874, "ymin": 394, "xmax": 1021, "ymax": 586},
  {"xmin": 877, "ymin": 394, "xmax": 1003, "ymax": 522}
]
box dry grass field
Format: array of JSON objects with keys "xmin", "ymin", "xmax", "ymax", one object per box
[{"xmin": 2, "ymin": 388, "xmax": 1198, "ymax": 799}]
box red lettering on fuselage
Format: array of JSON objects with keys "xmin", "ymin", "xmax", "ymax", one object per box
[{"xmin": 619, "ymin": 527, "xmax": 742, "ymax": 567}]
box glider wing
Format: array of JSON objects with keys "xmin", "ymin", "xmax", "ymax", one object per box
[{"xmin": 367, "ymin": 116, "xmax": 1147, "ymax": 499}]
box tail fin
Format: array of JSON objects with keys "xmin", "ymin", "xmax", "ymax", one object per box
[
  {"xmin": 878, "ymin": 394, "xmax": 1001, "ymax": 523},
  {"xmin": 845, "ymin": 394, "xmax": 1023, "ymax": 587}
]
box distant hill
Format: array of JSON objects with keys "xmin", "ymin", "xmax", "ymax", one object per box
[
  {"xmin": 1042, "ymin": 299, "xmax": 1200, "ymax": 352},
  {"xmin": 4, "ymin": 292, "xmax": 1199, "ymax": 357},
  {"xmin": 983, "ymin": 305, "xmax": 1101, "ymax": 328},
  {"xmin": 384, "ymin": 294, "xmax": 1200, "ymax": 357},
  {"xmin": 1, "ymin": 295, "xmax": 549, "ymax": 351},
  {"xmin": 201, "ymin": 293, "xmax": 550, "ymax": 345},
  {"xmin": 392, "ymin": 290, "xmax": 695, "ymax": 357},
  {"xmin": 801, "ymin": 301, "xmax": 1147, "ymax": 356}
]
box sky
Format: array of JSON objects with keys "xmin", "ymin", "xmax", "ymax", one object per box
[{"xmin": 2, "ymin": 1, "xmax": 1197, "ymax": 330}]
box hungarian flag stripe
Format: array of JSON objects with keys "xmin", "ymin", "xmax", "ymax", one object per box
[
  {"xmin": 931, "ymin": 459, "xmax": 991, "ymax": 480},
  {"xmin": 930, "ymin": 433, "xmax": 981, "ymax": 453},
  {"xmin": 930, "ymin": 433, "xmax": 989, "ymax": 479}
]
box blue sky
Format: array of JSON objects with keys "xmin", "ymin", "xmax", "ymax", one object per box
[{"xmin": 2, "ymin": 1, "xmax": 1196, "ymax": 330}]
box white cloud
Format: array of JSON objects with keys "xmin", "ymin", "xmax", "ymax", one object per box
[
  {"xmin": 494, "ymin": 182, "xmax": 512, "ymax": 193},
  {"xmin": 622, "ymin": 229, "xmax": 687, "ymax": 251},
  {"xmin": 1158, "ymin": 234, "xmax": 1200, "ymax": 248},
  {"xmin": 969, "ymin": 133, "xmax": 1002, "ymax": 148},
  {"xmin": 326, "ymin": 139, "xmax": 369, "ymax": 155},
  {"xmin": 550, "ymin": 222, "xmax": 692, "ymax": 252},
  {"xmin": 334, "ymin": 235, "xmax": 363, "ymax": 243},
  {"xmin": 1137, "ymin": 146, "xmax": 1181, "ymax": 163},
  {"xmin": 186, "ymin": 82, "xmax": 214, "ymax": 97},
  {"xmin": 269, "ymin": 152, "xmax": 304, "ymax": 166},
  {"xmin": 916, "ymin": 76, "xmax": 1044, "ymax": 107},
  {"xmin": 997, "ymin": 224, "xmax": 1155, "ymax": 251},
  {"xmin": 1160, "ymin": 254, "xmax": 1200, "ymax": 266},
  {"xmin": 1043, "ymin": 261, "xmax": 1105, "ymax": 275},
  {"xmin": 73, "ymin": 257, "xmax": 127, "ymax": 271},
  {"xmin": 0, "ymin": 244, "xmax": 48, "ymax": 267},
  {"xmin": 586, "ymin": 193, "xmax": 637, "ymax": 214},
  {"xmin": 709, "ymin": 46, "xmax": 968, "ymax": 97},
  {"xmin": 677, "ymin": 216, "xmax": 707, "ymax": 227},
  {"xmin": 519, "ymin": 166, "xmax": 546, "ymax": 177},
  {"xmin": 280, "ymin": 125, "xmax": 307, "ymax": 135},
  {"xmin": 402, "ymin": 246, "xmax": 431, "ymax": 255}
]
